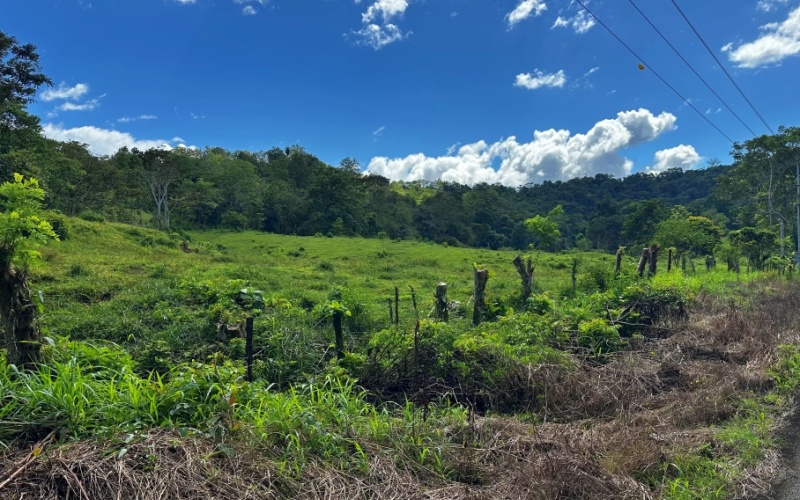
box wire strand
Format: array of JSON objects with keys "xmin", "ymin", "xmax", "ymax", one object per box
[
  {"xmin": 572, "ymin": 0, "xmax": 735, "ymax": 143},
  {"xmin": 668, "ymin": 0, "xmax": 774, "ymax": 135},
  {"xmin": 627, "ymin": 0, "xmax": 758, "ymax": 138}
]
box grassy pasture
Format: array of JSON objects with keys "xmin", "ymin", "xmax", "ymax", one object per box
[{"xmin": 35, "ymin": 219, "xmax": 736, "ymax": 336}]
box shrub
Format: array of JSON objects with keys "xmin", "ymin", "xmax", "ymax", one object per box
[{"xmin": 79, "ymin": 210, "xmax": 105, "ymax": 222}]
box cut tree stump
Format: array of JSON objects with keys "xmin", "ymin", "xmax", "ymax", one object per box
[{"xmin": 512, "ymin": 255, "xmax": 534, "ymax": 303}]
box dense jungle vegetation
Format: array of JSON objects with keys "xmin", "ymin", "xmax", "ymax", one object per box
[{"xmin": 3, "ymin": 29, "xmax": 800, "ymax": 500}]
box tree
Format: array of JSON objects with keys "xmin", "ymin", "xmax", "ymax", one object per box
[
  {"xmin": 0, "ymin": 32, "xmax": 51, "ymax": 156},
  {"xmin": 716, "ymin": 127, "xmax": 800, "ymax": 231},
  {"xmin": 729, "ymin": 227, "xmax": 778, "ymax": 270},
  {"xmin": 0, "ymin": 174, "xmax": 57, "ymax": 369},
  {"xmin": 654, "ymin": 212, "xmax": 723, "ymax": 257},
  {"xmin": 338, "ymin": 157, "xmax": 361, "ymax": 174},
  {"xmin": 622, "ymin": 199, "xmax": 671, "ymax": 247},
  {"xmin": 524, "ymin": 205, "xmax": 563, "ymax": 251},
  {"xmin": 140, "ymin": 149, "xmax": 183, "ymax": 229}
]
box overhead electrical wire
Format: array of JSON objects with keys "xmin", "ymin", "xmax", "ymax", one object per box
[
  {"xmin": 572, "ymin": 0, "xmax": 735, "ymax": 144},
  {"xmin": 626, "ymin": 0, "xmax": 759, "ymax": 138},
  {"xmin": 669, "ymin": 0, "xmax": 775, "ymax": 135}
]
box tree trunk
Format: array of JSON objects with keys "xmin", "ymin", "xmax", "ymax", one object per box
[
  {"xmin": 434, "ymin": 282, "xmax": 449, "ymax": 322},
  {"xmin": 1, "ymin": 264, "xmax": 41, "ymax": 369},
  {"xmin": 512, "ymin": 255, "xmax": 534, "ymax": 303},
  {"xmin": 472, "ymin": 268, "xmax": 489, "ymax": 326},
  {"xmin": 668, "ymin": 248, "xmax": 673, "ymax": 272}
]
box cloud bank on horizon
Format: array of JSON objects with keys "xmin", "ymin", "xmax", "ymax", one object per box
[
  {"xmin": 366, "ymin": 109, "xmax": 701, "ymax": 186},
  {"xmin": 42, "ymin": 123, "xmax": 196, "ymax": 156}
]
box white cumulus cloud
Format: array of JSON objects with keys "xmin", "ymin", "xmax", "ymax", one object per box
[
  {"xmin": 42, "ymin": 123, "xmax": 193, "ymax": 156},
  {"xmin": 515, "ymin": 69, "xmax": 566, "ymax": 90},
  {"xmin": 506, "ymin": 0, "xmax": 547, "ymax": 28},
  {"xmin": 758, "ymin": 0, "xmax": 789, "ymax": 13},
  {"xmin": 723, "ymin": 5, "xmax": 800, "ymax": 67},
  {"xmin": 362, "ymin": 0, "xmax": 409, "ymax": 23},
  {"xmin": 552, "ymin": 9, "xmax": 595, "ymax": 34},
  {"xmin": 645, "ymin": 145, "xmax": 702, "ymax": 174},
  {"xmin": 41, "ymin": 83, "xmax": 89, "ymax": 102},
  {"xmin": 56, "ymin": 99, "xmax": 100, "ymax": 112},
  {"xmin": 366, "ymin": 108, "xmax": 677, "ymax": 187},
  {"xmin": 352, "ymin": 0, "xmax": 411, "ymax": 49}
]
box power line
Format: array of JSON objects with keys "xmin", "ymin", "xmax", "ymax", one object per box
[
  {"xmin": 627, "ymin": 0, "xmax": 758, "ymax": 138},
  {"xmin": 669, "ymin": 0, "xmax": 775, "ymax": 135},
  {"xmin": 572, "ymin": 0, "xmax": 735, "ymax": 144}
]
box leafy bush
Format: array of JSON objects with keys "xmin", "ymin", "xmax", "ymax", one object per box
[{"xmin": 79, "ymin": 210, "xmax": 106, "ymax": 222}]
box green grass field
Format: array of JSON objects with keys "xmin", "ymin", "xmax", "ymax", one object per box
[{"xmin": 35, "ymin": 219, "xmax": 741, "ymax": 336}]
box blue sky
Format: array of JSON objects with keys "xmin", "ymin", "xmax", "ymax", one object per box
[{"xmin": 4, "ymin": 0, "xmax": 800, "ymax": 186}]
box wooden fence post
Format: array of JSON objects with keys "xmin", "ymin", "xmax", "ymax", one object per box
[
  {"xmin": 435, "ymin": 282, "xmax": 449, "ymax": 322},
  {"xmin": 615, "ymin": 246, "xmax": 624, "ymax": 277},
  {"xmin": 333, "ymin": 311, "xmax": 344, "ymax": 359},
  {"xmin": 394, "ymin": 286, "xmax": 400, "ymax": 326},
  {"xmin": 571, "ymin": 258, "xmax": 578, "ymax": 291},
  {"xmin": 245, "ymin": 317, "xmax": 254, "ymax": 382},
  {"xmin": 473, "ymin": 268, "xmax": 489, "ymax": 326},
  {"xmin": 636, "ymin": 247, "xmax": 650, "ymax": 277},
  {"xmin": 648, "ymin": 244, "xmax": 660, "ymax": 277},
  {"xmin": 386, "ymin": 298, "xmax": 394, "ymax": 324}
]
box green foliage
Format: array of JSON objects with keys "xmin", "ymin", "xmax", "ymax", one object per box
[
  {"xmin": 715, "ymin": 126, "xmax": 800, "ymax": 229},
  {"xmin": 0, "ymin": 173, "xmax": 58, "ymax": 266},
  {"xmin": 220, "ymin": 210, "xmax": 247, "ymax": 231},
  {"xmin": 526, "ymin": 292, "xmax": 554, "ymax": 315},
  {"xmin": 655, "ymin": 213, "xmax": 723, "ymax": 256},
  {"xmin": 576, "ymin": 318, "xmax": 623, "ymax": 356},
  {"xmin": 768, "ymin": 344, "xmax": 800, "ymax": 392},
  {"xmin": 0, "ymin": 339, "xmax": 467, "ymax": 477},
  {"xmin": 524, "ymin": 205, "xmax": 563, "ymax": 251},
  {"xmin": 623, "ymin": 198, "xmax": 671, "ymax": 247},
  {"xmin": 729, "ymin": 227, "xmax": 777, "ymax": 269}
]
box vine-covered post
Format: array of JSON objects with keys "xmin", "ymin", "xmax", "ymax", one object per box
[
  {"xmin": 472, "ymin": 267, "xmax": 489, "ymax": 326},
  {"xmin": 614, "ymin": 246, "xmax": 625, "ymax": 277},
  {"xmin": 434, "ymin": 282, "xmax": 449, "ymax": 322},
  {"xmin": 325, "ymin": 291, "xmax": 349, "ymax": 360},
  {"xmin": 512, "ymin": 255, "xmax": 534, "ymax": 303}
]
